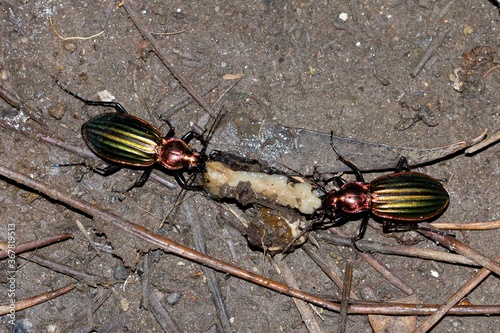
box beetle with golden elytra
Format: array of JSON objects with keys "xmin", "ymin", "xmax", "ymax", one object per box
[
  {"xmin": 324, "ymin": 132, "xmax": 450, "ymax": 241},
  {"xmin": 56, "ymin": 80, "xmax": 204, "ymax": 191}
]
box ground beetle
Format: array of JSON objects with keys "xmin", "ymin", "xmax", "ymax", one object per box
[
  {"xmin": 324, "ymin": 132, "xmax": 450, "ymax": 241},
  {"xmin": 56, "ymin": 80, "xmax": 204, "ymax": 191}
]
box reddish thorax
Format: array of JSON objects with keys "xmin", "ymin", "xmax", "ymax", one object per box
[
  {"xmin": 327, "ymin": 182, "xmax": 372, "ymax": 214},
  {"xmin": 157, "ymin": 138, "xmax": 201, "ymax": 170}
]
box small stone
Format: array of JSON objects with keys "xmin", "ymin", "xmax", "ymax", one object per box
[
  {"xmin": 463, "ymin": 25, "xmax": 473, "ymax": 35},
  {"xmin": 63, "ymin": 41, "xmax": 77, "ymax": 52},
  {"xmin": 48, "ymin": 103, "xmax": 66, "ymax": 119},
  {"xmin": 165, "ymin": 292, "xmax": 182, "ymax": 305},
  {"xmin": 113, "ymin": 265, "xmax": 130, "ymax": 280}
]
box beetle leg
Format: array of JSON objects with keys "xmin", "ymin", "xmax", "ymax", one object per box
[
  {"xmin": 182, "ymin": 131, "xmax": 207, "ymax": 159},
  {"xmin": 159, "ymin": 116, "xmax": 176, "ymax": 138},
  {"xmin": 55, "ymin": 80, "xmax": 128, "ymax": 114},
  {"xmin": 352, "ymin": 216, "xmax": 369, "ymax": 242},
  {"xmin": 126, "ymin": 168, "xmax": 153, "ymax": 191},
  {"xmin": 174, "ymin": 172, "xmax": 203, "ymax": 191},
  {"xmin": 98, "ymin": 164, "xmax": 122, "ymax": 176},
  {"xmin": 349, "ymin": 216, "xmax": 370, "ymax": 251},
  {"xmin": 335, "ymin": 175, "xmax": 347, "ymax": 186},
  {"xmin": 181, "ymin": 131, "xmax": 195, "ymax": 143},
  {"xmin": 395, "ymin": 156, "xmax": 410, "ymax": 172},
  {"xmin": 330, "ymin": 211, "xmax": 350, "ymax": 225},
  {"xmin": 181, "ymin": 131, "xmax": 205, "ymax": 145},
  {"xmin": 330, "ymin": 131, "xmax": 365, "ymax": 182}
]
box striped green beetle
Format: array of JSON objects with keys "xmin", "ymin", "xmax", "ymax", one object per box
[
  {"xmin": 324, "ymin": 132, "xmax": 449, "ymax": 241},
  {"xmin": 56, "ymin": 80, "xmax": 204, "ymax": 191}
]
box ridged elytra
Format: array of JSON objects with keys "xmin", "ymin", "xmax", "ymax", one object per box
[
  {"xmin": 56, "ymin": 80, "xmax": 204, "ymax": 191},
  {"xmin": 324, "ymin": 132, "xmax": 449, "ymax": 242},
  {"xmin": 369, "ymin": 172, "xmax": 449, "ymax": 220}
]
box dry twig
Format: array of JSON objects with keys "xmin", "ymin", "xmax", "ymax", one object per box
[
  {"xmin": 302, "ymin": 244, "xmax": 359, "ymax": 300},
  {"xmin": 19, "ymin": 253, "xmax": 113, "ymax": 287},
  {"xmin": 414, "ymin": 254, "xmax": 500, "ymax": 333},
  {"xmin": 122, "ymin": 0, "xmax": 217, "ymax": 118},
  {"xmin": 2, "ymin": 164, "xmax": 498, "ymax": 315},
  {"xmin": 49, "ymin": 17, "xmax": 105, "ymax": 40},
  {"xmin": 0, "ymin": 284, "xmax": 76, "ymax": 315},
  {"xmin": 465, "ymin": 131, "xmax": 500, "ymax": 155},
  {"xmin": 313, "ymin": 232, "xmax": 477, "ymax": 266},
  {"xmin": 433, "ymin": 219, "xmax": 500, "ymax": 230},
  {"xmin": 182, "ymin": 203, "xmax": 232, "ymax": 333},
  {"xmin": 0, "ymin": 233, "xmax": 72, "ymax": 259},
  {"xmin": 418, "ymin": 223, "xmax": 500, "ymax": 276},
  {"xmin": 329, "ymin": 228, "xmax": 414, "ymax": 295},
  {"xmin": 411, "ymin": 27, "xmax": 450, "ymax": 78},
  {"xmin": 339, "ymin": 263, "xmax": 353, "ymax": 333},
  {"xmin": 272, "ymin": 255, "xmax": 323, "ymax": 333}
]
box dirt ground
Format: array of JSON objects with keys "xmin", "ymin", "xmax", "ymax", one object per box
[{"xmin": 0, "ymin": 0, "xmax": 499, "ymax": 332}]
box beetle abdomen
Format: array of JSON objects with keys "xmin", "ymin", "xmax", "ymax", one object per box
[
  {"xmin": 82, "ymin": 113, "xmax": 162, "ymax": 166},
  {"xmin": 370, "ymin": 172, "xmax": 449, "ymax": 221}
]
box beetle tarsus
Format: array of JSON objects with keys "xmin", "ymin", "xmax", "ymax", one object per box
[{"xmin": 125, "ymin": 168, "xmax": 153, "ymax": 191}]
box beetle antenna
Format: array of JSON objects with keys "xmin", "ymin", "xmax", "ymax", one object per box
[
  {"xmin": 199, "ymin": 77, "xmax": 241, "ymax": 154},
  {"xmin": 330, "ymin": 131, "xmax": 365, "ymax": 182},
  {"xmin": 200, "ymin": 105, "xmax": 227, "ymax": 158}
]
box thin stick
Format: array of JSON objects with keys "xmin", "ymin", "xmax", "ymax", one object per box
[
  {"xmin": 49, "ymin": 17, "xmax": 105, "ymax": 41},
  {"xmin": 465, "ymin": 131, "xmax": 500, "ymax": 155},
  {"xmin": 0, "ymin": 284, "xmax": 76, "ymax": 315},
  {"xmin": 160, "ymin": 85, "xmax": 217, "ymax": 120},
  {"xmin": 302, "ymin": 243, "xmax": 359, "ymax": 300},
  {"xmin": 19, "ymin": 253, "xmax": 113, "ymax": 287},
  {"xmin": 329, "ymin": 228, "xmax": 414, "ymax": 295},
  {"xmin": 0, "ymin": 233, "xmax": 72, "ymax": 259},
  {"xmin": 313, "ymin": 232, "xmax": 477, "ymax": 266},
  {"xmin": 0, "ymin": 84, "xmax": 47, "ymax": 127},
  {"xmin": 273, "ymin": 255, "xmax": 323, "ymax": 333},
  {"xmin": 2, "ymin": 164, "xmax": 500, "ymax": 315},
  {"xmin": 141, "ymin": 253, "xmax": 152, "ymax": 310},
  {"xmin": 339, "ymin": 263, "xmax": 353, "ymax": 333},
  {"xmin": 0, "ymin": 85, "xmax": 21, "ymax": 109},
  {"xmin": 432, "ymin": 219, "xmax": 500, "ymax": 230},
  {"xmin": 414, "ymin": 254, "xmax": 500, "ymax": 333},
  {"xmin": 418, "ymin": 223, "xmax": 500, "ymax": 275},
  {"xmin": 482, "ymin": 64, "xmax": 500, "ymax": 79},
  {"xmin": 75, "ymin": 219, "xmax": 101, "ymax": 255},
  {"xmin": 182, "ymin": 203, "xmax": 232, "ymax": 333},
  {"xmin": 410, "ymin": 27, "xmax": 450, "ymax": 78},
  {"xmin": 122, "ymin": 0, "xmax": 217, "ymax": 118},
  {"xmin": 148, "ymin": 285, "xmax": 184, "ymax": 333}
]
